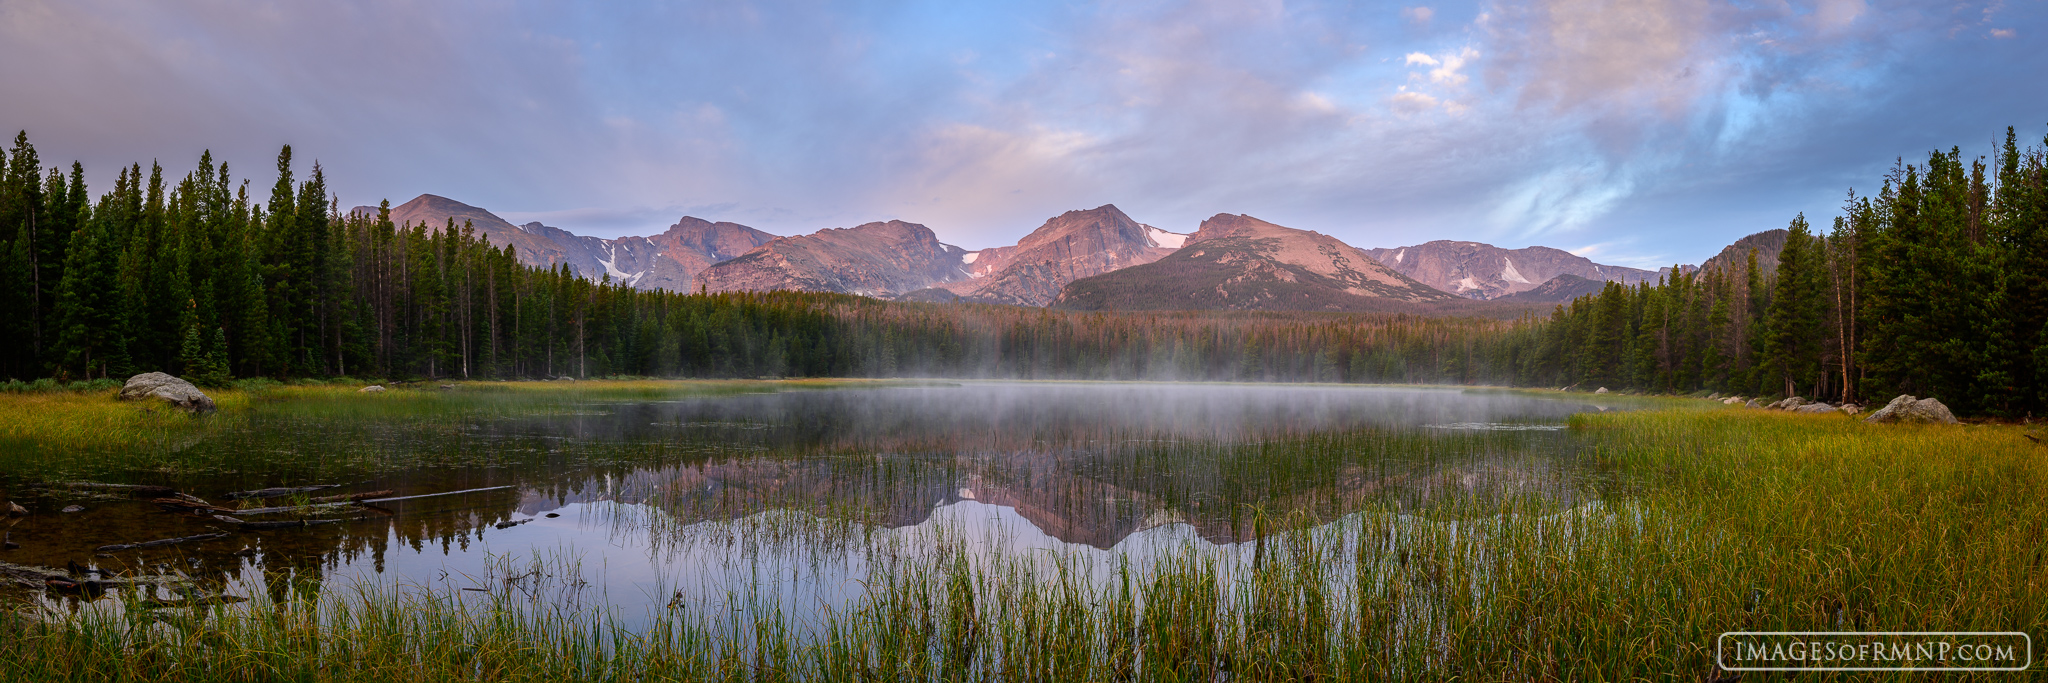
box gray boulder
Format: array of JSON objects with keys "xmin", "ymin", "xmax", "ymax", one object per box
[
  {"xmin": 1765, "ymin": 397, "xmax": 1807, "ymax": 411},
  {"xmin": 1862, "ymin": 395, "xmax": 1959, "ymax": 425},
  {"xmin": 359, "ymin": 385, "xmax": 386, "ymax": 393},
  {"xmin": 1838, "ymin": 404, "xmax": 1861, "ymax": 414},
  {"xmin": 1791, "ymin": 403, "xmax": 1837, "ymax": 414},
  {"xmin": 1594, "ymin": 387, "xmax": 1609, "ymax": 394},
  {"xmin": 118, "ymin": 372, "xmax": 216, "ymax": 413}
]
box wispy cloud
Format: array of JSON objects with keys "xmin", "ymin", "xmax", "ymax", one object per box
[{"xmin": 0, "ymin": 0, "xmax": 2042, "ymax": 267}]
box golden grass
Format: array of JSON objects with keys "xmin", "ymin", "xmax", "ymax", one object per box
[{"xmin": 4, "ymin": 397, "xmax": 2042, "ymax": 680}]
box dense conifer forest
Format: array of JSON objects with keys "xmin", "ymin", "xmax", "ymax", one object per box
[
  {"xmin": 1, "ymin": 127, "xmax": 2041, "ymax": 416},
  {"xmin": 1519, "ymin": 128, "xmax": 2048, "ymax": 418}
]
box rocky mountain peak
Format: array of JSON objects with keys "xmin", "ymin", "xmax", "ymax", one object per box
[
  {"xmin": 1054, "ymin": 214, "xmax": 1455, "ymax": 312},
  {"xmin": 955, "ymin": 204, "xmax": 1187, "ymax": 306},
  {"xmin": 1365, "ymin": 240, "xmax": 1673, "ymax": 301}
]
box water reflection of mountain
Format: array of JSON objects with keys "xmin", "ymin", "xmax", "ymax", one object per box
[
  {"xmin": 509, "ymin": 440, "xmax": 1598, "ymax": 551},
  {"xmin": 5, "ymin": 384, "xmax": 1614, "ymax": 605}
]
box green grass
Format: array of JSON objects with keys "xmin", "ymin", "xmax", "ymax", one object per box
[
  {"xmin": 4, "ymin": 401, "xmax": 2040, "ymax": 681},
  {"xmin": 0, "ymin": 378, "xmax": 925, "ymax": 482}
]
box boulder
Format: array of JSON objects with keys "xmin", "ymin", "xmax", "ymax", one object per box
[
  {"xmin": 5, "ymin": 501, "xmax": 26, "ymax": 516},
  {"xmin": 118, "ymin": 373, "xmax": 216, "ymax": 413},
  {"xmin": 1744, "ymin": 399, "xmax": 1761, "ymax": 408},
  {"xmin": 1791, "ymin": 403, "xmax": 1837, "ymax": 414},
  {"xmin": 1765, "ymin": 397, "xmax": 1807, "ymax": 411},
  {"xmin": 1838, "ymin": 404, "xmax": 1861, "ymax": 414},
  {"xmin": 1721, "ymin": 396, "xmax": 1745, "ymax": 405},
  {"xmin": 359, "ymin": 385, "xmax": 386, "ymax": 393},
  {"xmin": 1862, "ymin": 395, "xmax": 1959, "ymax": 425},
  {"xmin": 1594, "ymin": 387, "xmax": 1609, "ymax": 394}
]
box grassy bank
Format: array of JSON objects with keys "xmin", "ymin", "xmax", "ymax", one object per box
[
  {"xmin": 3, "ymin": 402, "xmax": 2039, "ymax": 681},
  {"xmin": 0, "ymin": 378, "xmax": 920, "ymax": 481}
]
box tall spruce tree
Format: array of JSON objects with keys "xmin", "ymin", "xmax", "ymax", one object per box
[{"xmin": 1761, "ymin": 215, "xmax": 1825, "ymax": 399}]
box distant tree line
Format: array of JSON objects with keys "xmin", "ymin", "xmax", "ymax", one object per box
[
  {"xmin": 0, "ymin": 134, "xmax": 1523, "ymax": 388},
  {"xmin": 2, "ymin": 127, "xmax": 2039, "ymax": 417},
  {"xmin": 1509, "ymin": 127, "xmax": 2048, "ymax": 417}
]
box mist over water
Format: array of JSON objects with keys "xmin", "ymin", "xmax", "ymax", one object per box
[
  {"xmin": 9, "ymin": 382, "xmax": 1635, "ymax": 631},
  {"xmin": 503, "ymin": 382, "xmax": 1609, "ymax": 444}
]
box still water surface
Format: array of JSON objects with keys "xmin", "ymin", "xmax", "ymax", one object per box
[{"xmin": 5, "ymin": 382, "xmax": 1631, "ymax": 626}]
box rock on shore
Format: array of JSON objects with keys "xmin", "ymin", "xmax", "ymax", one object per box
[
  {"xmin": 118, "ymin": 372, "xmax": 216, "ymax": 413},
  {"xmin": 1862, "ymin": 395, "xmax": 1958, "ymax": 424}
]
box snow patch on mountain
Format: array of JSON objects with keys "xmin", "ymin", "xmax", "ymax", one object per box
[
  {"xmin": 1501, "ymin": 257, "xmax": 1529, "ymax": 284},
  {"xmin": 1146, "ymin": 225, "xmax": 1188, "ymax": 249}
]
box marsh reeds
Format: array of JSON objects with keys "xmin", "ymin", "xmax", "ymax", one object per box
[{"xmin": 6, "ymin": 395, "xmax": 2043, "ymax": 680}]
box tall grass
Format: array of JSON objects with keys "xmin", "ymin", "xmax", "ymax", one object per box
[
  {"xmin": 0, "ymin": 379, "xmax": 913, "ymax": 481},
  {"xmin": 6, "ymin": 404, "xmax": 2041, "ymax": 680}
]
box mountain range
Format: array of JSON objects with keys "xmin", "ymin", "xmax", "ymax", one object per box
[
  {"xmin": 1360, "ymin": 241, "xmax": 1687, "ymax": 301},
  {"xmin": 1054, "ymin": 214, "xmax": 1454, "ymax": 311},
  {"xmin": 355, "ymin": 193, "xmax": 1785, "ymax": 313}
]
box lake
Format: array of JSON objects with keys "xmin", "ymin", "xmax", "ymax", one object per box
[{"xmin": 3, "ymin": 381, "xmax": 1633, "ymax": 631}]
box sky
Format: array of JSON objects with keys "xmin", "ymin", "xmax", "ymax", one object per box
[{"xmin": 1, "ymin": 0, "xmax": 2042, "ymax": 268}]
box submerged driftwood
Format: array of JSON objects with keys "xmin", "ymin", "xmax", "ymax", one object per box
[
  {"xmin": 226, "ymin": 485, "xmax": 343, "ymax": 500},
  {"xmin": 96, "ymin": 532, "xmax": 230, "ymax": 553},
  {"xmin": 0, "ymin": 560, "xmax": 193, "ymax": 589},
  {"xmin": 359, "ymin": 485, "xmax": 514, "ymax": 504},
  {"xmin": 232, "ymin": 501, "xmax": 362, "ymax": 516},
  {"xmin": 55, "ymin": 482, "xmax": 178, "ymax": 497},
  {"xmin": 235, "ymin": 518, "xmax": 355, "ymax": 530},
  {"xmin": 309, "ymin": 490, "xmax": 394, "ymax": 503},
  {"xmin": 151, "ymin": 497, "xmax": 237, "ymax": 515}
]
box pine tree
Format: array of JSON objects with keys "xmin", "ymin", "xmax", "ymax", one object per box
[
  {"xmin": 1761, "ymin": 215, "xmax": 1824, "ymax": 399},
  {"xmin": 53, "ymin": 193, "xmax": 128, "ymax": 379}
]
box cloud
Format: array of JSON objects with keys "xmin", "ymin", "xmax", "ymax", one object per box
[
  {"xmin": 1391, "ymin": 89, "xmax": 1442, "ymax": 112},
  {"xmin": 1426, "ymin": 47, "xmax": 1477, "ymax": 85},
  {"xmin": 1814, "ymin": 0, "xmax": 1867, "ymax": 31},
  {"xmin": 1, "ymin": 0, "xmax": 2043, "ymax": 268},
  {"xmin": 1485, "ymin": 0, "xmax": 1726, "ymax": 122}
]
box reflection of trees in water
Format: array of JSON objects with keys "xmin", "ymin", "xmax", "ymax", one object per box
[{"xmin": 11, "ymin": 385, "xmax": 1617, "ymax": 608}]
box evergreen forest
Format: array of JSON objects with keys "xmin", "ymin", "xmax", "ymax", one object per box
[{"xmin": 1, "ymin": 127, "xmax": 2042, "ymax": 417}]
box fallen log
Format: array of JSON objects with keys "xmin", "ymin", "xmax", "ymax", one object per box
[
  {"xmin": 1, "ymin": 560, "xmax": 195, "ymax": 589},
  {"xmin": 309, "ymin": 490, "xmax": 394, "ymax": 504},
  {"xmin": 236, "ymin": 518, "xmax": 353, "ymax": 530},
  {"xmin": 96, "ymin": 532, "xmax": 230, "ymax": 553},
  {"xmin": 359, "ymin": 485, "xmax": 515, "ymax": 505},
  {"xmin": 152, "ymin": 497, "xmax": 237, "ymax": 515},
  {"xmin": 226, "ymin": 484, "xmax": 342, "ymax": 500},
  {"xmin": 139, "ymin": 594, "xmax": 250, "ymax": 610},
  {"xmin": 55, "ymin": 482, "xmax": 177, "ymax": 497},
  {"xmin": 232, "ymin": 501, "xmax": 361, "ymax": 516}
]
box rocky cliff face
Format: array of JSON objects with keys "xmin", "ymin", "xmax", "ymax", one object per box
[
  {"xmin": 694, "ymin": 220, "xmax": 972, "ymax": 296},
  {"xmin": 1362, "ymin": 240, "xmax": 1677, "ymax": 300},
  {"xmin": 355, "ymin": 195, "xmax": 773, "ymax": 292},
  {"xmin": 953, "ymin": 205, "xmax": 1185, "ymax": 306},
  {"xmin": 1698, "ymin": 229, "xmax": 1788, "ymax": 277},
  {"xmin": 1054, "ymin": 214, "xmax": 1455, "ymax": 312},
  {"xmin": 1493, "ymin": 274, "xmax": 1609, "ymax": 303},
  {"xmin": 369, "ymin": 194, "xmax": 571, "ymax": 267}
]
